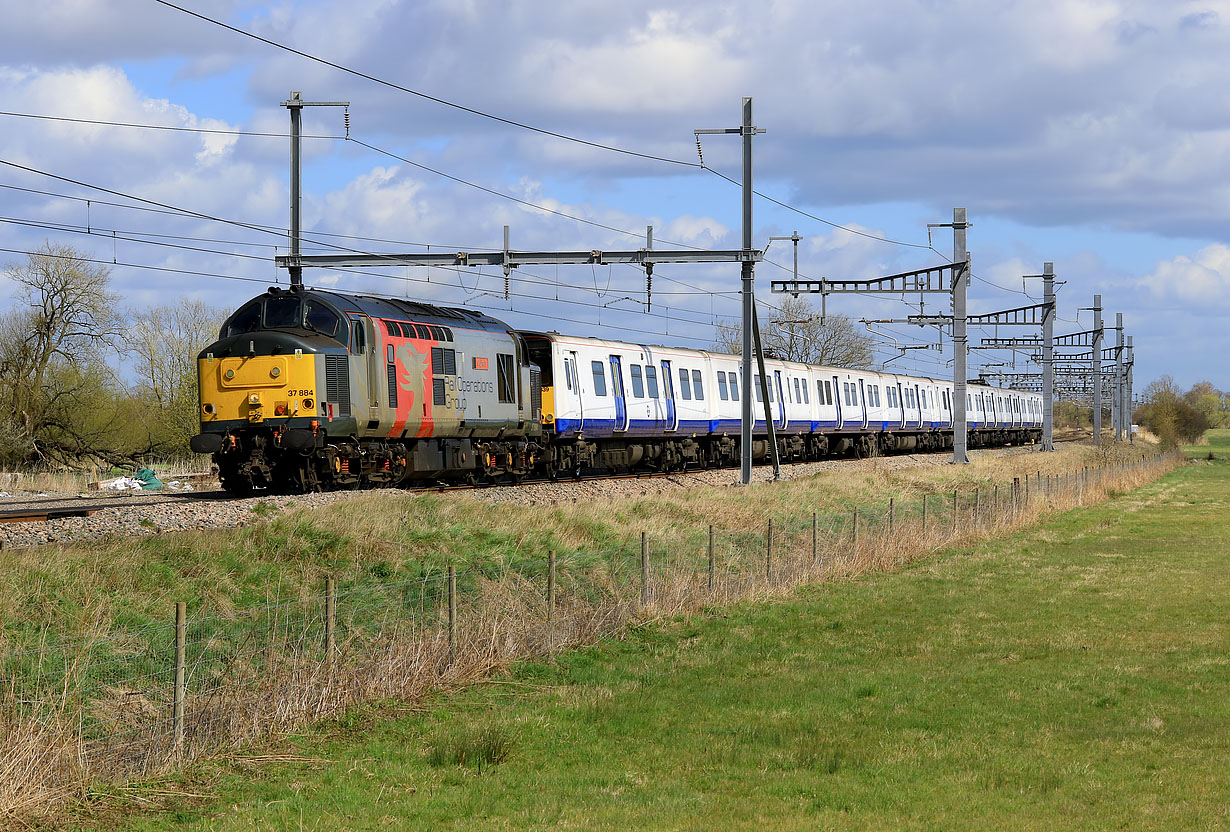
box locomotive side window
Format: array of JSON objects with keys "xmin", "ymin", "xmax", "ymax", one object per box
[
  {"xmin": 264, "ymin": 296, "xmax": 301, "ymax": 329},
  {"xmin": 717, "ymin": 371, "xmax": 729, "ymax": 401},
  {"xmin": 350, "ymin": 317, "xmax": 366, "ymax": 355},
  {"xmin": 728, "ymin": 372, "xmax": 739, "ymax": 401},
  {"xmin": 222, "ymin": 300, "xmax": 261, "ymax": 338},
  {"xmin": 590, "ymin": 360, "xmax": 607, "ymax": 397},
  {"xmin": 630, "ymin": 365, "xmax": 645, "ymax": 398},
  {"xmin": 678, "ymin": 368, "xmax": 691, "ymax": 400},
  {"xmin": 645, "ymin": 365, "xmax": 659, "ymax": 398},
  {"xmin": 692, "ymin": 369, "xmax": 704, "ymax": 400},
  {"xmin": 304, "ymin": 301, "xmax": 340, "ymax": 338},
  {"xmin": 498, "ymin": 353, "xmax": 517, "ymax": 402}
]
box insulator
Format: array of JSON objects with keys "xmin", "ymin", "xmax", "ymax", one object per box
[
  {"xmin": 695, "ymin": 137, "xmax": 704, "ymax": 167},
  {"xmin": 343, "ymin": 109, "xmax": 350, "ymax": 138},
  {"xmin": 504, "ymin": 275, "xmax": 510, "ymax": 300},
  {"xmin": 646, "ymin": 273, "xmax": 652, "ymax": 311}
]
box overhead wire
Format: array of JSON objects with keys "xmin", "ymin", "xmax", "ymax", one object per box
[
  {"xmin": 0, "ymin": 243, "xmax": 721, "ymax": 346},
  {"xmin": 149, "ymin": 0, "xmax": 700, "ymax": 169}
]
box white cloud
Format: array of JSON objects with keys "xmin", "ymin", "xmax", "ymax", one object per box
[{"xmin": 1137, "ymin": 244, "xmax": 1230, "ymax": 309}]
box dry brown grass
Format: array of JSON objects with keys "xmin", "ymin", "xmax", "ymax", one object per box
[{"xmin": 0, "ymin": 448, "xmax": 1183, "ymax": 825}]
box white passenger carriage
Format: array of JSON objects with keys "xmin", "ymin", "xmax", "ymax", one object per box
[{"xmin": 520, "ymin": 332, "xmax": 1042, "ymax": 471}]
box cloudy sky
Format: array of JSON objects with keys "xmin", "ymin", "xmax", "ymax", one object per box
[{"xmin": 1, "ymin": 0, "xmax": 1227, "ymax": 390}]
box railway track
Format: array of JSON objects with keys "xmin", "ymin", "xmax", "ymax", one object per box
[{"xmin": 0, "ymin": 443, "xmax": 1056, "ymax": 549}]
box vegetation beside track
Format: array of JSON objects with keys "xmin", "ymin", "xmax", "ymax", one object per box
[
  {"xmin": 103, "ymin": 436, "xmax": 1227, "ymax": 831},
  {"xmin": 0, "ymin": 441, "xmax": 1151, "ymax": 650}
]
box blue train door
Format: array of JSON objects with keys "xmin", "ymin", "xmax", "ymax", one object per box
[
  {"xmin": 660, "ymin": 359, "xmax": 678, "ymax": 431},
  {"xmin": 773, "ymin": 370, "xmax": 787, "ymax": 430},
  {"xmin": 833, "ymin": 375, "xmax": 843, "ymax": 429},
  {"xmin": 858, "ymin": 379, "xmax": 869, "ymax": 429},
  {"xmin": 609, "ymin": 355, "xmax": 628, "ymax": 432}
]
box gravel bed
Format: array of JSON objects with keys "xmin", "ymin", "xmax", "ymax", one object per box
[{"xmin": 0, "ymin": 445, "xmax": 1041, "ymax": 550}]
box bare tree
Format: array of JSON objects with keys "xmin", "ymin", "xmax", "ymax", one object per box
[
  {"xmin": 128, "ymin": 299, "xmax": 227, "ymax": 450},
  {"xmin": 713, "ymin": 296, "xmax": 875, "ymax": 369},
  {"xmin": 0, "ymin": 243, "xmax": 123, "ymax": 463}
]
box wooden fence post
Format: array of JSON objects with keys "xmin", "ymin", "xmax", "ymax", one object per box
[
  {"xmin": 640, "ymin": 532, "xmax": 649, "ymax": 608},
  {"xmin": 952, "ymin": 490, "xmax": 958, "ymax": 531},
  {"xmin": 921, "ymin": 494, "xmax": 927, "ymax": 530},
  {"xmin": 708, "ymin": 525, "xmax": 715, "ymax": 595},
  {"xmin": 324, "ymin": 576, "xmax": 336, "ymax": 663},
  {"xmin": 888, "ymin": 497, "xmax": 895, "ymax": 532},
  {"xmin": 811, "ymin": 512, "xmax": 818, "ymax": 565},
  {"xmin": 852, "ymin": 508, "xmax": 859, "ymax": 547},
  {"xmin": 173, "ymin": 601, "xmax": 186, "ymax": 753},
  {"xmin": 766, "ymin": 519, "xmax": 773, "ymax": 584},
  {"xmin": 447, "ymin": 564, "xmax": 457, "ymax": 664},
  {"xmin": 547, "ymin": 550, "xmax": 556, "ymax": 651}
]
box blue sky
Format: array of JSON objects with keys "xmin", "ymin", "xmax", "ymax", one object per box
[{"xmin": 1, "ymin": 0, "xmax": 1228, "ymax": 391}]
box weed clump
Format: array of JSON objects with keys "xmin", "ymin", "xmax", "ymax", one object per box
[{"xmin": 425, "ymin": 725, "xmax": 514, "ymax": 770}]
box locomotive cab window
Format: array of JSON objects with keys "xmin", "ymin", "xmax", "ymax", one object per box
[
  {"xmin": 222, "ymin": 300, "xmax": 261, "ymax": 338},
  {"xmin": 304, "ymin": 300, "xmax": 341, "ymax": 338},
  {"xmin": 591, "ymin": 360, "xmax": 607, "ymax": 397},
  {"xmin": 264, "ymin": 295, "xmax": 301, "ymax": 330},
  {"xmin": 498, "ymin": 353, "xmax": 517, "ymax": 403}
]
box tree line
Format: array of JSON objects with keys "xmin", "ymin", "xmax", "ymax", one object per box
[{"xmin": 0, "ymin": 243, "xmax": 225, "ymax": 468}]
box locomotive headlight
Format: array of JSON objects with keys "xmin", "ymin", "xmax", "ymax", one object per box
[
  {"xmin": 303, "ymin": 398, "xmax": 314, "ymax": 410},
  {"xmin": 249, "ymin": 393, "xmax": 262, "ymax": 406},
  {"xmin": 202, "ymin": 403, "xmax": 216, "ymax": 415}
]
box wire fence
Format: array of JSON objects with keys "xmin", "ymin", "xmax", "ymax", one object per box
[{"xmin": 0, "ymin": 449, "xmax": 1182, "ymax": 820}]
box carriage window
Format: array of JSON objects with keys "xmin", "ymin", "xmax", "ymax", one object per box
[
  {"xmin": 756, "ymin": 377, "xmax": 764, "ymax": 403},
  {"xmin": 563, "ymin": 358, "xmax": 573, "ymax": 391},
  {"xmin": 591, "ymin": 360, "xmax": 607, "ymax": 397},
  {"xmin": 792, "ymin": 378, "xmax": 800, "ymax": 402},
  {"xmin": 802, "ymin": 379, "xmax": 809, "ymax": 404},
  {"xmin": 630, "ymin": 364, "xmax": 645, "ymax": 398},
  {"xmin": 692, "ymin": 369, "xmax": 704, "ymax": 401},
  {"xmin": 645, "ymin": 365, "xmax": 659, "ymax": 398},
  {"xmin": 498, "ymin": 353, "xmax": 516, "ymax": 403},
  {"xmin": 264, "ymin": 295, "xmax": 302, "ymax": 330},
  {"xmin": 678, "ymin": 368, "xmax": 692, "ymax": 400},
  {"xmin": 717, "ymin": 371, "xmax": 729, "ymax": 401},
  {"xmin": 222, "ymin": 300, "xmax": 262, "ymax": 338},
  {"xmin": 729, "ymin": 373, "xmax": 739, "ymax": 401}
]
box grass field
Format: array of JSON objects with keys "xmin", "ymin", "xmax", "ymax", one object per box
[{"xmin": 93, "ymin": 436, "xmax": 1227, "ymax": 831}]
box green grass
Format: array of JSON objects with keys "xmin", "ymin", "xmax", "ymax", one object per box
[
  {"xmin": 1183, "ymin": 426, "xmax": 1230, "ymax": 461},
  {"xmin": 99, "ymin": 444, "xmax": 1227, "ymax": 831}
]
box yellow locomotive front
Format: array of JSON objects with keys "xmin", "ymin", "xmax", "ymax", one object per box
[{"xmin": 190, "ymin": 288, "xmax": 355, "ymax": 493}]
